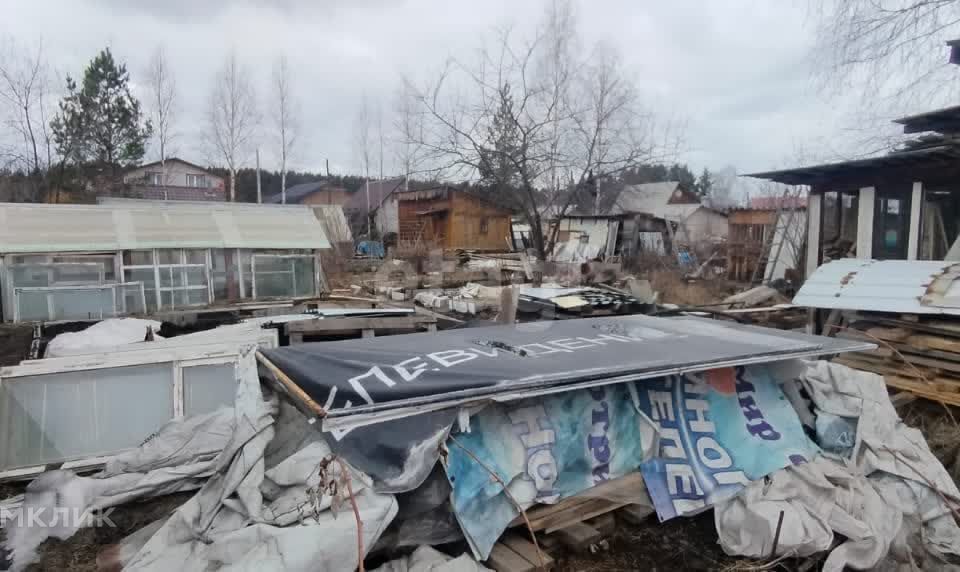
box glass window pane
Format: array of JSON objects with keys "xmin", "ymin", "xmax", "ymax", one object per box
[
  {"xmin": 183, "ymin": 364, "xmax": 236, "ymax": 417},
  {"xmin": 187, "ymin": 289, "xmax": 207, "ymax": 305},
  {"xmin": 240, "ymin": 250, "xmax": 252, "ymax": 298},
  {"xmin": 211, "ymin": 250, "xmax": 238, "ymax": 301},
  {"xmin": 293, "ymin": 258, "xmax": 315, "ymax": 297},
  {"xmin": 157, "ymin": 250, "xmax": 180, "ymax": 265},
  {"xmin": 186, "ymin": 268, "xmax": 205, "ymax": 286},
  {"xmin": 16, "ymin": 291, "xmax": 50, "ymax": 321},
  {"xmin": 0, "ymin": 363, "xmax": 174, "ymax": 470},
  {"xmin": 124, "ymin": 250, "xmax": 154, "ymax": 266},
  {"xmin": 50, "ymin": 289, "xmax": 115, "ymax": 320},
  {"xmin": 873, "ymin": 186, "xmax": 912, "ymax": 260},
  {"xmin": 185, "ymin": 250, "xmax": 206, "ymax": 265}
]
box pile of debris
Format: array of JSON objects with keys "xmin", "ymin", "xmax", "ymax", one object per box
[{"xmin": 794, "ymin": 259, "xmax": 960, "ymax": 406}]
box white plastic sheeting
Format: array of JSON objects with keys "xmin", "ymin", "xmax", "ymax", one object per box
[
  {"xmin": 371, "ymin": 546, "xmax": 490, "ymax": 572},
  {"xmin": 4, "ymin": 405, "xmax": 236, "ymax": 570},
  {"xmin": 44, "ymin": 318, "xmax": 163, "ymax": 357},
  {"xmin": 715, "ymin": 360, "xmax": 960, "ymax": 570},
  {"xmin": 4, "ymin": 345, "xmax": 399, "ymax": 571},
  {"xmin": 124, "ymin": 351, "xmax": 398, "ymax": 571}
]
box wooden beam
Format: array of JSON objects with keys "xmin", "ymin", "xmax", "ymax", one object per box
[
  {"xmin": 286, "ymin": 315, "xmax": 437, "ymax": 335},
  {"xmin": 256, "ymin": 351, "xmax": 326, "ymax": 417}
]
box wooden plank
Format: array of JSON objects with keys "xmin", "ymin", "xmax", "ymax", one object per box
[
  {"xmin": 884, "ymin": 376, "xmax": 960, "ymax": 408},
  {"xmin": 287, "ymin": 315, "xmax": 436, "ymax": 334},
  {"xmin": 544, "ymin": 500, "xmax": 627, "ymax": 534},
  {"xmin": 589, "ymin": 513, "xmax": 616, "ymax": 536},
  {"xmin": 500, "ymin": 535, "xmax": 554, "ymax": 571},
  {"xmin": 863, "ymin": 326, "xmax": 913, "ymax": 342},
  {"xmin": 487, "ymin": 543, "xmax": 536, "ymax": 572},
  {"xmin": 907, "ymin": 334, "xmax": 960, "ymax": 354},
  {"xmin": 616, "ymin": 504, "xmax": 655, "ymax": 525},
  {"xmin": 554, "ymin": 523, "xmax": 601, "ymax": 552},
  {"xmin": 511, "ymin": 472, "xmax": 646, "ymax": 530}
]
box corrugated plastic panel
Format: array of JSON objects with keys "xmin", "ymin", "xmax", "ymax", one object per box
[
  {"xmin": 792, "ymin": 258, "xmax": 960, "ymax": 315},
  {"xmin": 0, "ymin": 202, "xmax": 330, "ymax": 253}
]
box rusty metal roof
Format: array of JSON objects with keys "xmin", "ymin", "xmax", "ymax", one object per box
[{"xmin": 793, "ymin": 259, "xmax": 960, "ymax": 315}]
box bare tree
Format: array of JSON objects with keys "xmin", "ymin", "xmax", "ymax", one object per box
[
  {"xmin": 812, "ymin": 0, "xmax": 960, "ymax": 126},
  {"xmin": 208, "ymin": 51, "xmax": 258, "ymax": 201},
  {"xmin": 405, "ymin": 10, "xmax": 672, "ymax": 263},
  {"xmin": 272, "ymin": 54, "xmax": 298, "ymax": 203},
  {"xmin": 393, "ymin": 83, "xmax": 424, "ymax": 191},
  {"xmin": 146, "ymin": 46, "xmax": 177, "ymax": 189},
  {"xmin": 0, "ymin": 36, "xmax": 52, "ymax": 187},
  {"xmin": 354, "ymin": 94, "xmax": 375, "ymax": 236}
]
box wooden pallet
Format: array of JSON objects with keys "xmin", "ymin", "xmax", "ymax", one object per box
[
  {"xmin": 486, "ymin": 472, "xmax": 656, "ymax": 571},
  {"xmin": 833, "ymin": 315, "xmax": 960, "ymax": 406}
]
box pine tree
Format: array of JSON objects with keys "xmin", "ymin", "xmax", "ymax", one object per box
[
  {"xmin": 51, "ymin": 48, "xmax": 152, "ymax": 193},
  {"xmin": 478, "ymin": 83, "xmax": 522, "ymax": 193},
  {"xmin": 695, "ymin": 167, "xmax": 714, "ymax": 198}
]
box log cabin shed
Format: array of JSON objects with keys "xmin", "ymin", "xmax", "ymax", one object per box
[
  {"xmin": 748, "ymin": 105, "xmax": 960, "ymax": 279},
  {"xmin": 396, "ymin": 187, "xmax": 513, "ymax": 250}
]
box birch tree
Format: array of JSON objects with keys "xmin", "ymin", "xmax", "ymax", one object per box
[
  {"xmin": 272, "ymin": 54, "xmax": 298, "ymax": 202},
  {"xmin": 0, "ymin": 37, "xmax": 52, "ymax": 185},
  {"xmin": 146, "ymin": 46, "xmax": 176, "ymax": 186},
  {"xmin": 208, "ymin": 51, "xmax": 257, "ymax": 201},
  {"xmin": 354, "ymin": 94, "xmax": 374, "ymax": 236}
]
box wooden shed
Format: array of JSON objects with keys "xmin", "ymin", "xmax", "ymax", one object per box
[
  {"xmin": 396, "ymin": 188, "xmax": 513, "ymax": 250},
  {"xmin": 727, "ymin": 208, "xmax": 777, "ymax": 282}
]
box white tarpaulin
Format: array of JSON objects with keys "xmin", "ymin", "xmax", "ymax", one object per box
[
  {"xmin": 4, "ymin": 345, "xmax": 399, "ymax": 572},
  {"xmin": 4, "ymin": 404, "xmax": 235, "ymax": 570},
  {"xmin": 44, "ymin": 318, "xmax": 163, "ymax": 358},
  {"xmin": 371, "ymin": 546, "xmax": 490, "ymax": 572},
  {"xmin": 715, "ymin": 360, "xmax": 960, "ymax": 570}
]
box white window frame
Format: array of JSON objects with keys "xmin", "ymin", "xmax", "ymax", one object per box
[
  {"xmin": 186, "ymin": 173, "xmax": 207, "ymax": 188},
  {"xmin": 0, "ymin": 342, "xmax": 259, "ymax": 478},
  {"xmin": 11, "ymin": 282, "xmax": 147, "ymax": 323},
  {"xmin": 121, "ymin": 249, "xmax": 212, "ymax": 311},
  {"xmin": 250, "ymin": 253, "xmax": 318, "ymax": 299}
]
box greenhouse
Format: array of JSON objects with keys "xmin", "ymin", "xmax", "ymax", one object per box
[{"xmin": 0, "ymin": 201, "xmax": 331, "ymax": 323}]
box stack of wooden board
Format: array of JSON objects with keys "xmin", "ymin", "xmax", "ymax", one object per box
[
  {"xmin": 833, "ymin": 312, "xmax": 960, "ymax": 406},
  {"xmin": 484, "ymin": 472, "xmax": 655, "ymax": 572}
]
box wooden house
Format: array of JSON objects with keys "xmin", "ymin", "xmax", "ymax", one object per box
[{"xmin": 396, "ymin": 188, "xmax": 513, "ymax": 251}]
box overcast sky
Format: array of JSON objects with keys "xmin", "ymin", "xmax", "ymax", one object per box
[{"xmin": 4, "ymin": 0, "xmax": 869, "ymax": 182}]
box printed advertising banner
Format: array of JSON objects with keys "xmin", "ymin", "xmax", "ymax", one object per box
[
  {"xmin": 444, "ymin": 382, "xmax": 658, "ymax": 559},
  {"xmin": 634, "ymin": 365, "xmax": 817, "ymax": 521},
  {"xmin": 444, "ymin": 364, "xmax": 818, "ymax": 559}
]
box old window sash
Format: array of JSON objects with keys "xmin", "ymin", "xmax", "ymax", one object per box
[
  {"xmin": 250, "ymin": 252, "xmax": 319, "ymax": 299},
  {"xmin": 0, "ymin": 343, "xmax": 257, "ymax": 478},
  {"xmin": 121, "ymin": 248, "xmax": 212, "ymax": 311}
]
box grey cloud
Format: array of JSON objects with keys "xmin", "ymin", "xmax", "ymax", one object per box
[{"xmin": 3, "ymin": 0, "xmax": 854, "ymax": 178}]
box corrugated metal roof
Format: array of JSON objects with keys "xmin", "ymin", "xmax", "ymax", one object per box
[
  {"xmin": 0, "ymin": 201, "xmax": 331, "ymax": 253},
  {"xmin": 792, "ymin": 258, "xmax": 960, "ymax": 315}
]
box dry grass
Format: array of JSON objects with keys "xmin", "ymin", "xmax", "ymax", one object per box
[
  {"xmin": 648, "ymin": 269, "xmax": 737, "ymax": 307},
  {"xmin": 902, "ymin": 400, "xmax": 960, "ymax": 485}
]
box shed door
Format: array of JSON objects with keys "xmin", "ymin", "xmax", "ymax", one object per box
[{"xmin": 873, "ymin": 186, "xmax": 912, "ymax": 260}]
